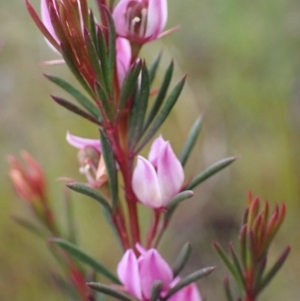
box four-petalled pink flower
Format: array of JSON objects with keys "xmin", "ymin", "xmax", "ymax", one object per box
[
  {"xmin": 117, "ymin": 247, "xmax": 201, "ymax": 301},
  {"xmin": 132, "ymin": 135, "xmax": 184, "ymax": 208},
  {"xmin": 113, "ymin": 0, "xmax": 168, "ymax": 43}
]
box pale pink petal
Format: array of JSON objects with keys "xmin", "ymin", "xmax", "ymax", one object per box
[
  {"xmin": 168, "ymin": 283, "xmax": 202, "ymax": 301},
  {"xmin": 66, "ymin": 132, "xmax": 101, "ymax": 152},
  {"xmin": 132, "ymin": 156, "xmax": 162, "ymax": 208},
  {"xmin": 148, "ymin": 135, "xmax": 166, "ymax": 167},
  {"xmin": 41, "ymin": 0, "xmax": 60, "ymax": 47},
  {"xmin": 112, "ymin": 0, "xmax": 133, "ymax": 37},
  {"xmin": 145, "ymin": 0, "xmax": 168, "ymax": 39},
  {"xmin": 139, "ymin": 249, "xmax": 173, "ymax": 299},
  {"xmin": 116, "ymin": 37, "xmax": 131, "ymax": 86},
  {"xmin": 117, "ymin": 250, "xmax": 142, "ymax": 300},
  {"xmin": 136, "ymin": 243, "xmax": 147, "ymax": 256},
  {"xmin": 157, "ymin": 142, "xmax": 184, "ymax": 206}
]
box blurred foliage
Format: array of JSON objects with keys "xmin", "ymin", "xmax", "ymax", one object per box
[{"xmin": 0, "ymin": 0, "xmax": 300, "ymax": 300}]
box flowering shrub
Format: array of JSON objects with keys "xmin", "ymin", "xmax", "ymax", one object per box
[{"xmin": 8, "ymin": 0, "xmax": 290, "ymax": 300}]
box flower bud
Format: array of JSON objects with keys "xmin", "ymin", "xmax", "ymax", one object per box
[
  {"xmin": 116, "ymin": 37, "xmax": 132, "ymax": 86},
  {"xmin": 8, "ymin": 151, "xmax": 46, "ymax": 203},
  {"xmin": 113, "ymin": 0, "xmax": 168, "ymax": 43},
  {"xmin": 132, "ymin": 135, "xmax": 184, "ymax": 208}
]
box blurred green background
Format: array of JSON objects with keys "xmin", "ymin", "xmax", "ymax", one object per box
[{"xmin": 1, "ymin": 0, "xmax": 300, "ymax": 300}]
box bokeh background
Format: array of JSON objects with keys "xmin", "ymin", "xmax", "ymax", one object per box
[{"xmin": 1, "ymin": 0, "xmax": 300, "ymax": 300}]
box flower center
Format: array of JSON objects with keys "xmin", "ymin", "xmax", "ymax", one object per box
[{"xmin": 125, "ymin": 0, "xmax": 148, "ymax": 38}]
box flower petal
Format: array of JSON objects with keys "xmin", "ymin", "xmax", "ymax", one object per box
[
  {"xmin": 148, "ymin": 135, "xmax": 166, "ymax": 167},
  {"xmin": 145, "ymin": 0, "xmax": 168, "ymax": 39},
  {"xmin": 117, "ymin": 250, "xmax": 142, "ymax": 300},
  {"xmin": 41, "ymin": 0, "xmax": 60, "ymax": 52},
  {"xmin": 112, "ymin": 0, "xmax": 133, "ymax": 37},
  {"xmin": 139, "ymin": 249, "xmax": 173, "ymax": 299},
  {"xmin": 116, "ymin": 37, "xmax": 131, "ymax": 86},
  {"xmin": 168, "ymin": 283, "xmax": 202, "ymax": 301},
  {"xmin": 132, "ymin": 156, "xmax": 163, "ymax": 208},
  {"xmin": 66, "ymin": 132, "xmax": 101, "ymax": 152},
  {"xmin": 157, "ymin": 142, "xmax": 184, "ymax": 206}
]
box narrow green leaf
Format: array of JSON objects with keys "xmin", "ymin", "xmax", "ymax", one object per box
[
  {"xmin": 45, "ymin": 74, "xmax": 100, "ymax": 119},
  {"xmin": 172, "ymin": 243, "xmax": 192, "ymax": 277},
  {"xmin": 94, "ymin": 81, "xmax": 114, "ymax": 120},
  {"xmin": 148, "ymin": 51, "xmax": 163, "ymax": 84},
  {"xmin": 103, "ymin": 7, "xmax": 116, "ymax": 96},
  {"xmin": 257, "ymin": 246, "xmax": 291, "ymax": 293},
  {"xmin": 51, "ymin": 95, "xmax": 102, "ymax": 126},
  {"xmin": 100, "ymin": 129, "xmax": 119, "ymax": 210},
  {"xmin": 224, "ymin": 278, "xmax": 235, "ymax": 301},
  {"xmin": 166, "ymin": 190, "xmax": 194, "ymax": 212},
  {"xmin": 213, "ymin": 242, "xmax": 239, "ymax": 283},
  {"xmin": 88, "ymin": 10, "xmax": 97, "ymax": 46},
  {"xmin": 187, "ymin": 157, "xmax": 237, "ymax": 190},
  {"xmin": 52, "ymin": 274, "xmax": 79, "ymax": 299},
  {"xmin": 143, "ymin": 60, "xmax": 174, "ymax": 132},
  {"xmin": 179, "ymin": 116, "xmax": 203, "ymax": 166},
  {"xmin": 88, "ymin": 282, "xmax": 132, "ymax": 301},
  {"xmin": 67, "ymin": 182, "xmax": 112, "ymax": 214},
  {"xmin": 12, "ymin": 216, "xmax": 47, "ymax": 238},
  {"xmin": 51, "ymin": 238, "xmax": 120, "ymax": 284},
  {"xmin": 96, "ymin": 26, "xmax": 109, "ymax": 91},
  {"xmin": 163, "ymin": 267, "xmax": 215, "ymax": 300},
  {"xmin": 150, "ymin": 280, "xmax": 163, "ymax": 301},
  {"xmin": 136, "ymin": 75, "xmax": 186, "ymax": 153},
  {"xmin": 229, "ymin": 243, "xmax": 246, "ymax": 289},
  {"xmin": 129, "ymin": 63, "xmax": 150, "ymax": 149},
  {"xmin": 118, "ymin": 61, "xmax": 142, "ymax": 111},
  {"xmin": 84, "ymin": 27, "xmax": 104, "ymax": 84}
]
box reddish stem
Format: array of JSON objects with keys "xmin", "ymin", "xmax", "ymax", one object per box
[{"xmin": 146, "ymin": 210, "xmax": 161, "ymax": 249}]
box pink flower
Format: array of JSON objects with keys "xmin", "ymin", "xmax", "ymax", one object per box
[
  {"xmin": 132, "ymin": 135, "xmax": 184, "ymax": 208},
  {"xmin": 113, "ymin": 0, "xmax": 168, "ymax": 43},
  {"xmin": 117, "ymin": 248, "xmax": 201, "ymax": 301},
  {"xmin": 41, "ymin": 0, "xmax": 59, "ymax": 44},
  {"xmin": 116, "ymin": 37, "xmax": 132, "ymax": 86},
  {"xmin": 66, "ymin": 132, "xmax": 107, "ymax": 188},
  {"xmin": 169, "ymin": 283, "xmax": 202, "ymax": 301}
]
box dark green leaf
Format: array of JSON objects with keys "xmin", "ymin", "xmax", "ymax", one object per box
[
  {"xmin": 166, "ymin": 190, "xmax": 194, "ymax": 212},
  {"xmin": 187, "ymin": 157, "xmax": 237, "ymax": 190},
  {"xmin": 150, "ymin": 280, "xmax": 163, "ymax": 301},
  {"xmin": 100, "ymin": 129, "xmax": 118, "ymax": 210},
  {"xmin": 118, "ymin": 61, "xmax": 142, "ymax": 111},
  {"xmin": 136, "ymin": 75, "xmax": 186, "ymax": 153},
  {"xmin": 148, "ymin": 51, "xmax": 163, "ymax": 84},
  {"xmin": 213, "ymin": 242, "xmax": 239, "ymax": 283},
  {"xmin": 257, "ymin": 246, "xmax": 290, "ymax": 293},
  {"xmin": 224, "ymin": 278, "xmax": 235, "ymax": 301},
  {"xmin": 84, "ymin": 27, "xmax": 104, "ymax": 84},
  {"xmin": 51, "ymin": 95, "xmax": 102, "ymax": 126},
  {"xmin": 103, "ymin": 7, "xmax": 116, "ymax": 96},
  {"xmin": 179, "ymin": 116, "xmax": 203, "ymax": 166},
  {"xmin": 143, "ymin": 60, "xmax": 174, "ymax": 133},
  {"xmin": 51, "ymin": 238, "xmax": 120, "ymax": 284},
  {"xmin": 172, "ymin": 243, "xmax": 192, "ymax": 277},
  {"xmin": 163, "ymin": 267, "xmax": 215, "ymax": 300},
  {"xmin": 129, "ymin": 63, "xmax": 150, "ymax": 149},
  {"xmin": 229, "ymin": 243, "xmax": 246, "ymax": 290},
  {"xmin": 94, "ymin": 81, "xmax": 114, "ymax": 120},
  {"xmin": 12, "ymin": 215, "xmax": 47, "ymax": 238},
  {"xmin": 45, "ymin": 74, "xmax": 101, "ymax": 119},
  {"xmin": 88, "ymin": 282, "xmax": 133, "ymax": 301},
  {"xmin": 67, "ymin": 182, "xmax": 112, "ymax": 214}
]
